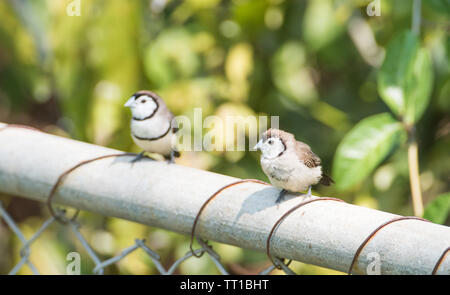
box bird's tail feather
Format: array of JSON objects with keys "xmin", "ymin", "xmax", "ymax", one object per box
[{"xmin": 320, "ymin": 173, "xmax": 334, "ymax": 186}]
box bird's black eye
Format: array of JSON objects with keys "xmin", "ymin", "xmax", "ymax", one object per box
[
  {"xmin": 268, "ymin": 139, "xmax": 273, "ymax": 144},
  {"xmin": 141, "ymin": 99, "xmax": 146, "ymax": 103}
]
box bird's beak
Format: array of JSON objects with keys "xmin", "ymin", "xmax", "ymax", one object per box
[
  {"xmin": 253, "ymin": 139, "xmax": 262, "ymax": 151},
  {"xmin": 124, "ymin": 96, "xmax": 135, "ymax": 108}
]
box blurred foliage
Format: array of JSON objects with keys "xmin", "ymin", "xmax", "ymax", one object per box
[
  {"xmin": 424, "ymin": 192, "xmax": 450, "ymax": 224},
  {"xmin": 0, "ymin": 0, "xmax": 449, "ymax": 274},
  {"xmin": 333, "ymin": 29, "xmax": 434, "ymax": 190}
]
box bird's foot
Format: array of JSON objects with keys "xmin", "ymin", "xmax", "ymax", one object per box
[
  {"xmin": 130, "ymin": 151, "xmax": 146, "ymax": 164},
  {"xmin": 275, "ymin": 189, "xmax": 288, "ymax": 204},
  {"xmin": 165, "ymin": 150, "xmax": 180, "ymax": 164},
  {"xmin": 301, "ymin": 186, "xmax": 313, "ymax": 200}
]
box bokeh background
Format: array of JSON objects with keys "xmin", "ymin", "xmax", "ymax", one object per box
[{"xmin": 0, "ymin": 0, "xmax": 449, "ymax": 274}]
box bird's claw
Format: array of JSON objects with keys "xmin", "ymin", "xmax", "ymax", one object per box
[
  {"xmin": 306, "ymin": 186, "xmax": 312, "ymax": 198},
  {"xmin": 130, "ymin": 151, "xmax": 146, "ymax": 164},
  {"xmin": 275, "ymin": 189, "xmax": 288, "ymax": 204},
  {"xmin": 166, "ymin": 150, "xmax": 177, "ymax": 164},
  {"xmin": 301, "ymin": 186, "xmax": 313, "ymax": 199}
]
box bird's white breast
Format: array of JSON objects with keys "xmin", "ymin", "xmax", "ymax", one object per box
[
  {"xmin": 261, "ymin": 152, "xmax": 322, "ymax": 192},
  {"xmin": 131, "ymin": 115, "xmax": 170, "ymax": 138},
  {"xmin": 130, "ymin": 116, "xmax": 175, "ymax": 156}
]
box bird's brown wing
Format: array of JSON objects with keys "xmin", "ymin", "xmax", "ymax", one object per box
[
  {"xmin": 295, "ymin": 141, "xmax": 334, "ymax": 186},
  {"xmin": 295, "ymin": 141, "xmax": 321, "ymax": 168}
]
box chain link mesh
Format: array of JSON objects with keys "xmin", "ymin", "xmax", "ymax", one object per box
[{"xmin": 0, "ymin": 200, "xmax": 293, "ymax": 275}]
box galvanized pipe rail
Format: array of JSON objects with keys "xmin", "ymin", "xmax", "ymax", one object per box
[{"xmin": 0, "ymin": 123, "xmax": 449, "ymax": 274}]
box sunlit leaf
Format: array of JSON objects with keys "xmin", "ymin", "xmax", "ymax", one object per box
[
  {"xmin": 378, "ymin": 32, "xmax": 418, "ymax": 116},
  {"xmin": 302, "ymin": 0, "xmax": 345, "ymax": 50},
  {"xmin": 271, "ymin": 41, "xmax": 317, "ymax": 105},
  {"xmin": 424, "ymin": 193, "xmax": 450, "ymax": 224},
  {"xmin": 333, "ymin": 113, "xmax": 406, "ymax": 190},
  {"xmin": 404, "ymin": 48, "xmax": 434, "ymax": 125},
  {"xmin": 378, "ymin": 31, "xmax": 434, "ymax": 124}
]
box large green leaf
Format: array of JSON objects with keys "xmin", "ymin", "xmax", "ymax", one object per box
[
  {"xmin": 332, "ymin": 113, "xmax": 406, "ymax": 190},
  {"xmin": 404, "ymin": 48, "xmax": 434, "ymax": 125},
  {"xmin": 424, "ymin": 193, "xmax": 450, "ymax": 224},
  {"xmin": 378, "ymin": 32, "xmax": 418, "ymax": 116},
  {"xmin": 378, "ymin": 31, "xmax": 434, "ymax": 124}
]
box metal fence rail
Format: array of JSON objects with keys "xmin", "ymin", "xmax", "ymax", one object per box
[{"xmin": 0, "ymin": 123, "xmax": 449, "ymax": 275}]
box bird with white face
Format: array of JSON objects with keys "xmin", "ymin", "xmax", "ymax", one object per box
[
  {"xmin": 254, "ymin": 128, "xmax": 334, "ymax": 203},
  {"xmin": 124, "ymin": 90, "xmax": 179, "ymax": 163}
]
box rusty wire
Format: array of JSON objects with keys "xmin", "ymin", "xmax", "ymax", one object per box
[
  {"xmin": 347, "ymin": 216, "xmax": 430, "ymax": 275},
  {"xmin": 431, "ymin": 246, "xmax": 450, "ymax": 275},
  {"xmin": 189, "ymin": 179, "xmax": 270, "ymax": 258},
  {"xmin": 266, "ymin": 197, "xmax": 345, "ymax": 269},
  {"xmin": 46, "ymin": 152, "xmax": 136, "ymax": 224}
]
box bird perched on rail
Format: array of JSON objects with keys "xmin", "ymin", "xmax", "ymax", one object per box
[
  {"xmin": 124, "ymin": 90, "xmax": 179, "ymax": 163},
  {"xmin": 254, "ymin": 128, "xmax": 334, "ymax": 203}
]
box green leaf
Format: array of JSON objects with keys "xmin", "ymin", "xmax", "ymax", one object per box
[
  {"xmin": 332, "ymin": 113, "xmax": 406, "ymax": 191},
  {"xmin": 378, "ymin": 32, "xmax": 418, "ymax": 116},
  {"xmin": 424, "ymin": 193, "xmax": 450, "ymax": 224},
  {"xmin": 404, "ymin": 48, "xmax": 434, "ymax": 125},
  {"xmin": 378, "ymin": 31, "xmax": 434, "ymax": 124},
  {"xmin": 302, "ymin": 0, "xmax": 344, "ymax": 50}
]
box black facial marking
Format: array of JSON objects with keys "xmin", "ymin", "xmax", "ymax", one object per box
[
  {"xmin": 263, "ymin": 135, "xmax": 286, "ymax": 158},
  {"xmin": 277, "ymin": 137, "xmax": 286, "ymax": 157},
  {"xmin": 133, "ymin": 92, "xmax": 159, "ymax": 108},
  {"xmin": 130, "ymin": 92, "xmax": 160, "ymax": 121}
]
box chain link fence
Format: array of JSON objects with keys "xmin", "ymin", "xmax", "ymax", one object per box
[{"xmin": 0, "ymin": 200, "xmax": 292, "ymax": 275}]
